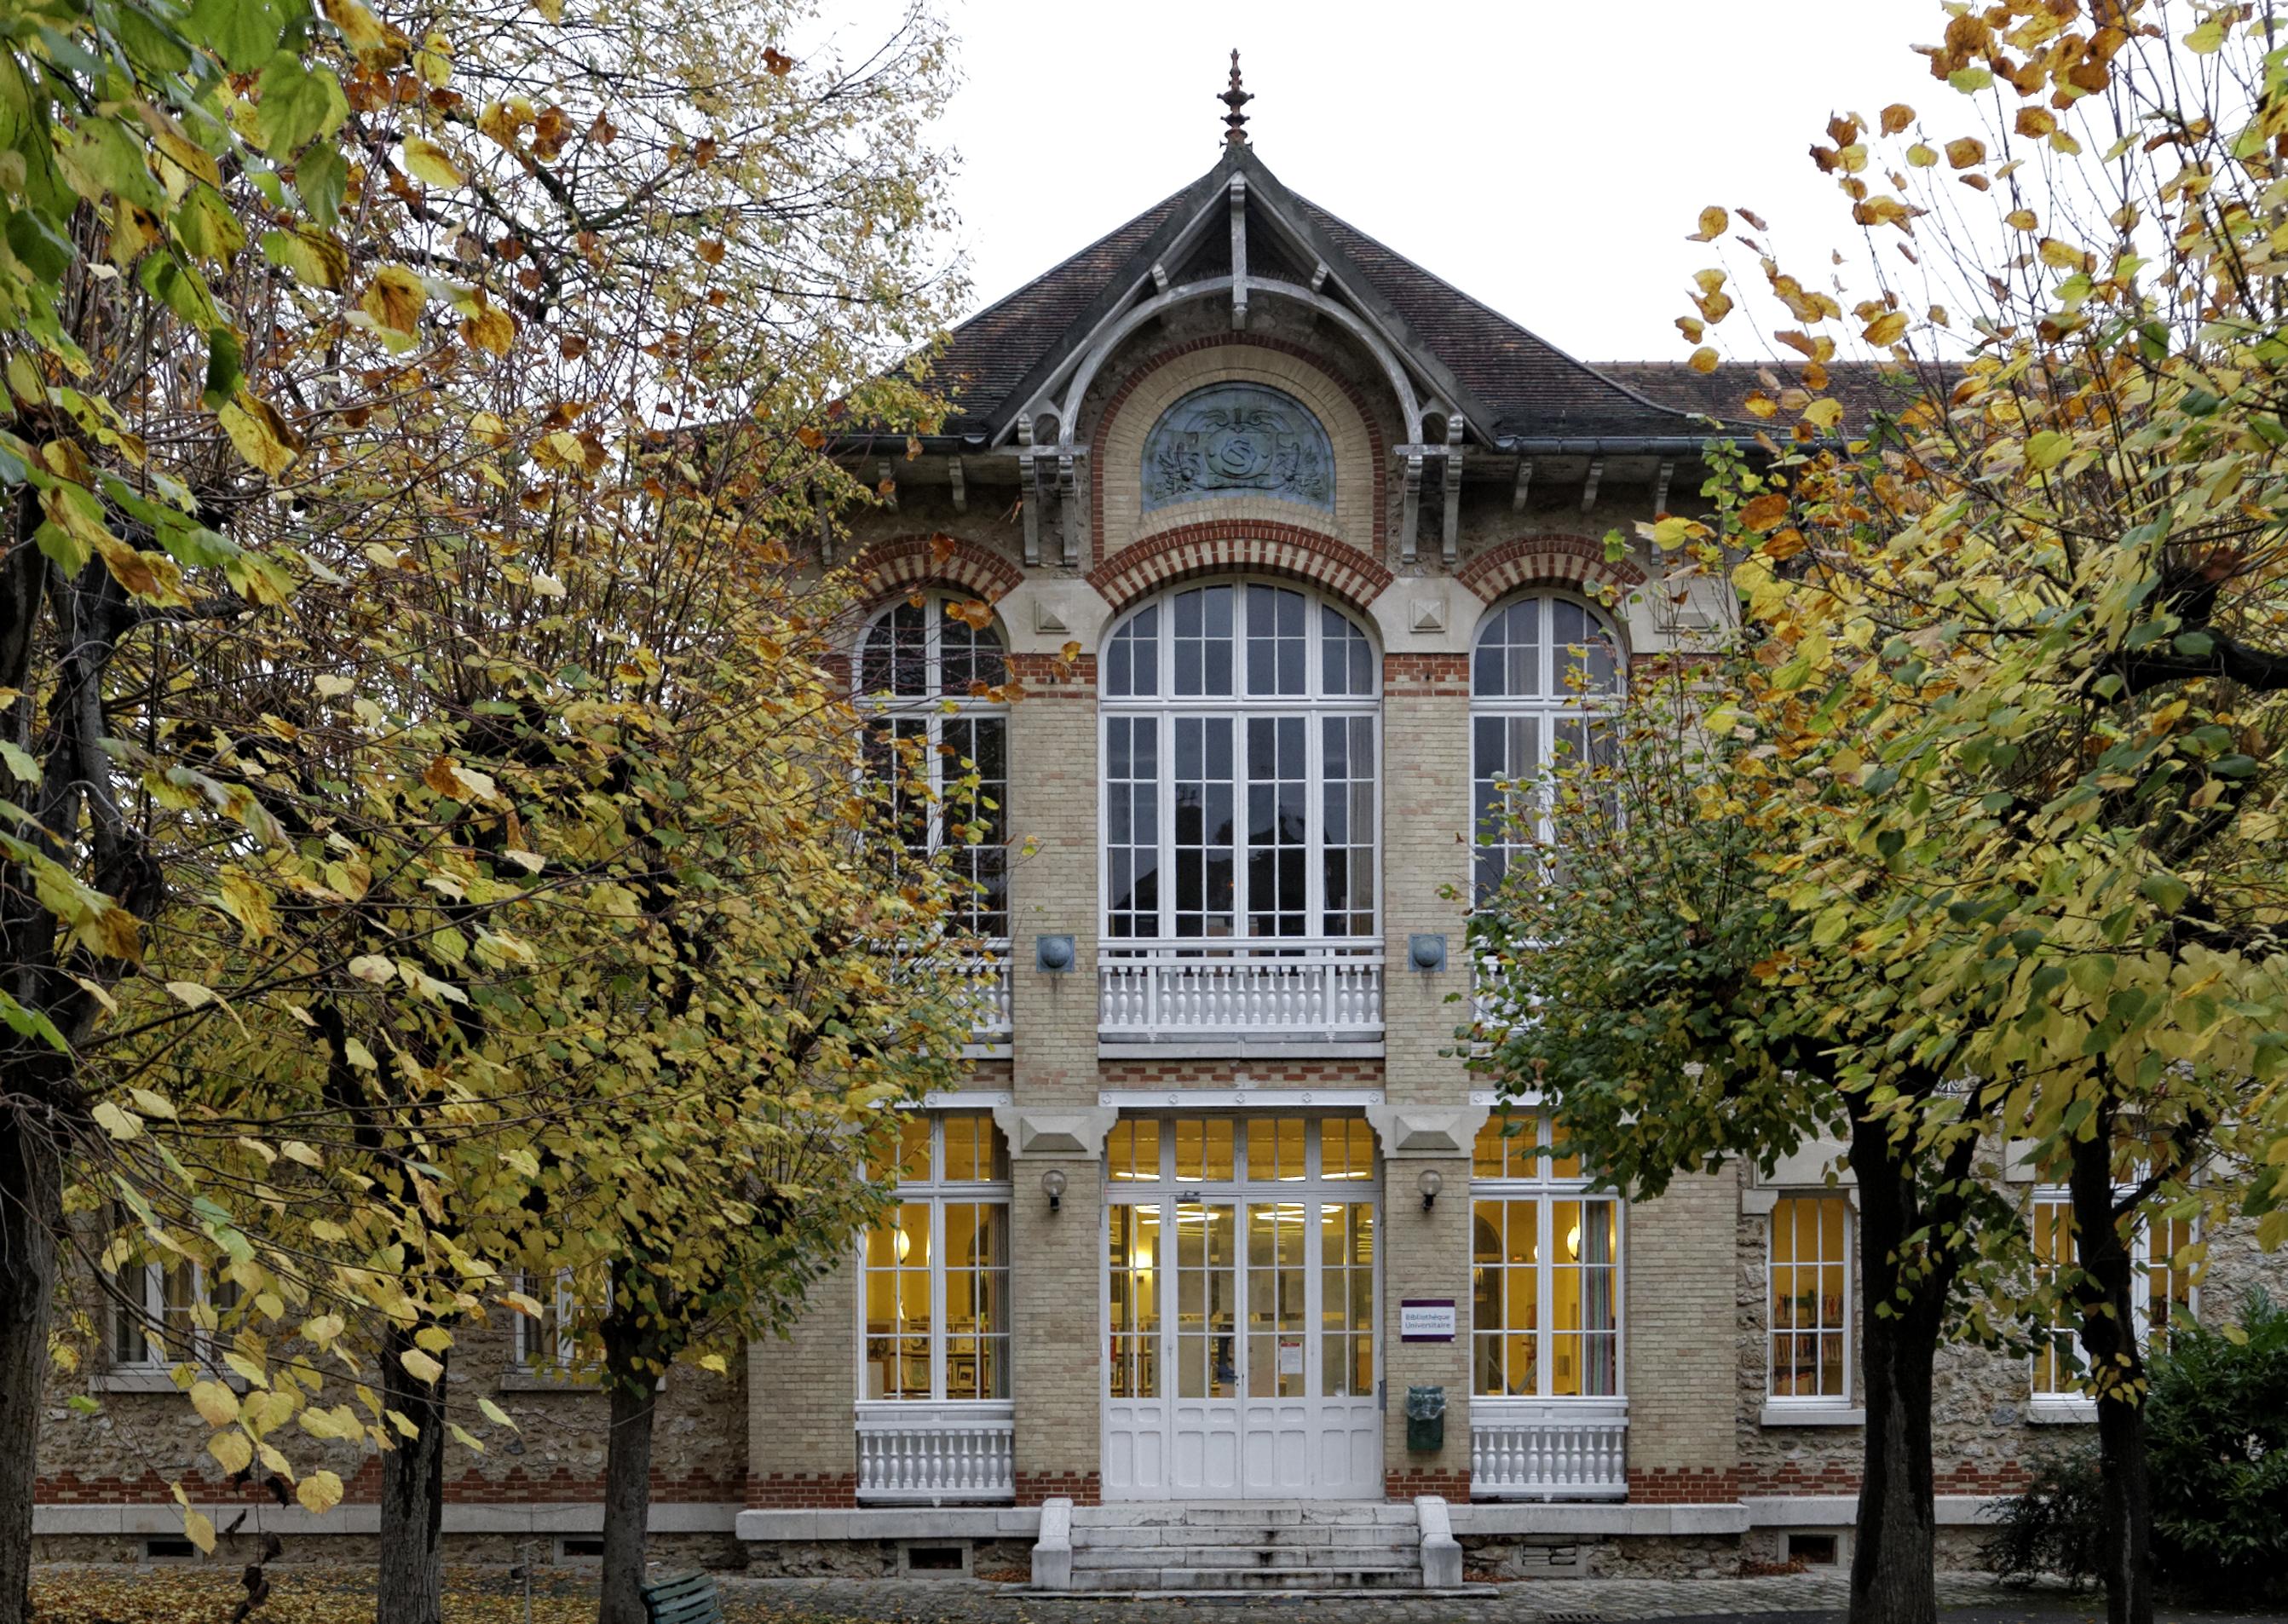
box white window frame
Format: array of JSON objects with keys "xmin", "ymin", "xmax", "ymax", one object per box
[
  {"xmin": 1098, "ymin": 579, "xmax": 1382, "ymax": 947},
  {"xmin": 856, "ymin": 1110, "xmax": 1013, "ymax": 1405},
  {"xmin": 855, "ymin": 590, "xmax": 1011, "ymax": 947},
  {"xmin": 102, "ymin": 1257, "xmax": 232, "ymax": 1393},
  {"xmin": 1467, "ymin": 592, "xmax": 1625, "ymax": 901},
  {"xmin": 510, "ymin": 1268, "xmax": 578, "ymax": 1376},
  {"xmin": 1467, "ymin": 1111, "xmax": 1627, "ymax": 1401},
  {"xmin": 2027, "ymin": 1185, "xmax": 2199, "ymax": 1421},
  {"xmin": 1763, "ymin": 1194, "xmax": 1858, "ymax": 1421}
]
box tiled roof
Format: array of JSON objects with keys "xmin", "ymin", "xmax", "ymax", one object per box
[
  {"xmin": 924, "ymin": 150, "xmax": 1714, "ymax": 444},
  {"xmin": 1598, "ymin": 360, "xmax": 1914, "ymax": 430}
]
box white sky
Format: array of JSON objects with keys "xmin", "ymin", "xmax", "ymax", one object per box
[{"xmin": 823, "ymin": 0, "xmax": 1959, "ymax": 363}]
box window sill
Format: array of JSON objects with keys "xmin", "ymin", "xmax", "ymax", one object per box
[
  {"xmin": 1760, "ymin": 1402, "xmax": 1864, "ymax": 1428},
  {"xmin": 89, "ymin": 1369, "xmax": 182, "ymax": 1395},
  {"xmin": 2026, "ymin": 1400, "xmax": 2098, "ymax": 1425}
]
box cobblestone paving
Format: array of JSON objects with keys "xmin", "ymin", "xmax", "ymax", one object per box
[{"xmin": 708, "ymin": 1572, "xmax": 2124, "ymax": 1624}]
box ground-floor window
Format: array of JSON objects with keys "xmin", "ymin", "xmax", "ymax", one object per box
[
  {"xmin": 2030, "ymin": 1189, "xmax": 2197, "ymax": 1400},
  {"xmin": 1767, "ymin": 1195, "xmax": 1851, "ymax": 1404},
  {"xmin": 862, "ymin": 1111, "xmax": 1011, "ymax": 1402},
  {"xmin": 1470, "ymin": 1111, "xmax": 1621, "ymax": 1397}
]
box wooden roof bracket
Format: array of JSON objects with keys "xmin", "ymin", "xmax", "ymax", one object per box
[
  {"xmin": 1581, "ymin": 458, "xmax": 1605, "ymax": 513},
  {"xmin": 1229, "ymin": 176, "xmax": 1248, "ymax": 331},
  {"xmin": 1440, "ymin": 415, "xmax": 1465, "ymax": 567}
]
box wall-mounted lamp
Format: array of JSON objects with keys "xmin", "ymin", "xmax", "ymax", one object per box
[
  {"xmin": 1041, "ymin": 1167, "xmax": 1068, "ymax": 1212},
  {"xmin": 1408, "ymin": 933, "xmax": 1447, "ymax": 974},
  {"xmin": 1416, "ymin": 1168, "xmax": 1443, "ymax": 1211},
  {"xmin": 1036, "ymin": 934, "xmax": 1075, "ymax": 973}
]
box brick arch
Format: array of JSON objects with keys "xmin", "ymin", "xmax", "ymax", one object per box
[
  {"xmin": 1084, "ymin": 521, "xmax": 1396, "ymax": 618},
  {"xmin": 1089, "ymin": 335, "xmax": 1391, "ymax": 567},
  {"xmin": 850, "ymin": 533, "xmax": 1024, "ymax": 608},
  {"xmin": 1456, "ymin": 535, "xmax": 1646, "ymax": 604}
]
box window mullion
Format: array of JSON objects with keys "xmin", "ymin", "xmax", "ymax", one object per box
[{"xmin": 1304, "ymin": 705, "xmax": 1325, "ymax": 936}]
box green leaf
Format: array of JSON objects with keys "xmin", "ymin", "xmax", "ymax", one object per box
[
  {"xmin": 294, "ymin": 141, "xmax": 347, "ymax": 229},
  {"xmin": 4, "ymin": 208, "xmax": 72, "ymax": 284},
  {"xmin": 253, "ymin": 54, "xmax": 342, "ymax": 157},
  {"xmin": 187, "ymin": 0, "xmax": 287, "ymax": 72},
  {"xmin": 2025, "ymin": 430, "xmax": 2073, "ymax": 471},
  {"xmin": 201, "ymin": 327, "xmax": 242, "ymax": 411},
  {"xmin": 2140, "ymin": 872, "xmax": 2190, "ymax": 913}
]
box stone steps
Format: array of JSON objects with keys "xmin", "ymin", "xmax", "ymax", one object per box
[{"xmin": 1046, "ymin": 1498, "xmax": 1435, "ymax": 1592}]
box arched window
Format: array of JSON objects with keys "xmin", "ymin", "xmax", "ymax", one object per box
[
  {"xmin": 1099, "ymin": 579, "xmax": 1379, "ymax": 944},
  {"xmin": 856, "ymin": 591, "xmax": 1008, "ymax": 944},
  {"xmin": 1470, "ymin": 594, "xmax": 1623, "ymax": 898}
]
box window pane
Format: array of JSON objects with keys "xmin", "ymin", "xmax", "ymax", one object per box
[
  {"xmin": 1322, "ymin": 605, "xmax": 1374, "ymax": 696},
  {"xmin": 1769, "ymin": 1195, "xmax": 1849, "ymax": 1401},
  {"xmin": 1106, "ymin": 717, "xmax": 1160, "ymax": 938},
  {"xmin": 1106, "ymin": 605, "xmax": 1159, "ymax": 698},
  {"xmin": 1323, "ymin": 1119, "xmax": 1375, "ymax": 1181},
  {"xmin": 1173, "ymin": 718, "xmax": 1236, "ymax": 938},
  {"xmin": 862, "ymin": 601, "xmax": 929, "ymax": 696},
  {"xmin": 1109, "ymin": 1204, "xmax": 1163, "ymax": 1398},
  {"xmin": 1108, "ymin": 1118, "xmax": 1161, "ymax": 1183},
  {"xmin": 940, "ymin": 606, "xmax": 1006, "ymax": 695},
  {"xmin": 1247, "ymin": 717, "xmax": 1307, "ymax": 937},
  {"xmin": 1320, "ymin": 1202, "xmax": 1374, "ymax": 1397},
  {"xmin": 1176, "ymin": 1204, "xmax": 1237, "ymax": 1397}
]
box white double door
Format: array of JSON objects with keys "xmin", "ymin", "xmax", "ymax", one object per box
[{"xmin": 1103, "ymin": 1129, "xmax": 1380, "ymax": 1500}]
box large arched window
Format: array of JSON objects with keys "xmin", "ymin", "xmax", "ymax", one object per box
[
  {"xmin": 856, "ymin": 592, "xmax": 1008, "ymax": 944},
  {"xmin": 1099, "ymin": 579, "xmax": 1379, "ymax": 945},
  {"xmin": 1470, "ymin": 594, "xmax": 1622, "ymax": 898}
]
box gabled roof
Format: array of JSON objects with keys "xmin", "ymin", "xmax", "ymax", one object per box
[{"xmin": 923, "ymin": 146, "xmax": 1720, "ymax": 447}]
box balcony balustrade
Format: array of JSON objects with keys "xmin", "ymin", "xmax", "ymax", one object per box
[
  {"xmin": 1098, "ymin": 938, "xmax": 1383, "ymax": 1044},
  {"xmin": 1467, "ymin": 1397, "xmax": 1629, "ymax": 1500},
  {"xmin": 854, "ymin": 1402, "xmax": 1016, "ymax": 1504}
]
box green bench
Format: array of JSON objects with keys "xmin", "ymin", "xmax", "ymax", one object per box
[{"xmin": 640, "ymin": 1572, "xmax": 722, "ymax": 1624}]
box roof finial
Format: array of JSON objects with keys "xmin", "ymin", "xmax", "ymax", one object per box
[{"xmin": 1220, "ymin": 49, "xmax": 1252, "ymax": 147}]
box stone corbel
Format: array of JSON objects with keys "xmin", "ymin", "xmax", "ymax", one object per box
[
  {"xmin": 1652, "ymin": 458, "xmax": 1674, "ymax": 517},
  {"xmin": 1364, "ymin": 1101, "xmax": 1491, "ymax": 1159},
  {"xmin": 1740, "ymin": 1137, "xmax": 1858, "ymax": 1216},
  {"xmin": 876, "ymin": 460, "xmax": 896, "ymax": 510},
  {"xmin": 948, "ymin": 455, "xmax": 966, "ymax": 513},
  {"xmin": 1017, "ymin": 414, "xmax": 1040, "ymax": 567},
  {"xmin": 1058, "ymin": 450, "xmax": 1079, "ymax": 567},
  {"xmin": 1398, "ymin": 451, "xmax": 1424, "ymax": 563},
  {"xmin": 992, "ymin": 1106, "xmax": 1121, "ymax": 1160},
  {"xmin": 1440, "ymin": 416, "xmax": 1465, "ymax": 567},
  {"xmin": 1512, "ymin": 456, "xmax": 1534, "ymax": 513},
  {"xmin": 1580, "ymin": 457, "xmax": 1604, "ymax": 513}
]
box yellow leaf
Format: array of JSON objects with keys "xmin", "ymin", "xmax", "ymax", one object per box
[
  {"xmin": 1879, "ymin": 103, "xmax": 1913, "ymax": 135},
  {"xmin": 1802, "ymin": 397, "xmax": 1844, "ymax": 429},
  {"xmin": 209, "ymin": 1430, "xmax": 253, "ymax": 1476},
  {"xmin": 301, "ymin": 1313, "xmax": 345, "ymax": 1346},
  {"xmin": 1906, "ymin": 142, "xmax": 1938, "ymax": 167},
  {"xmin": 297, "ymin": 1470, "xmax": 345, "ymax": 1515},
  {"xmin": 189, "ymin": 1380, "xmax": 240, "ymax": 1428},
  {"xmin": 2186, "ymin": 15, "xmax": 2226, "ymax": 51},
  {"xmin": 359, "ymin": 266, "xmax": 427, "ymax": 337},
  {"xmin": 400, "ymin": 1347, "xmax": 444, "ymax": 1385},
  {"xmin": 2038, "ymin": 237, "xmax": 2084, "ymax": 269},
  {"xmin": 182, "ymin": 1509, "xmax": 216, "ymax": 1555},
  {"xmin": 127, "ymin": 1088, "xmax": 176, "ymax": 1120},
  {"xmin": 218, "ymin": 391, "xmax": 303, "ymax": 477},
  {"xmin": 1861, "ymin": 311, "xmax": 1909, "ymax": 345},
  {"xmin": 90, "ymin": 1101, "xmax": 141, "ymax": 1140},
  {"xmin": 401, "ymin": 135, "xmax": 464, "ymax": 187},
  {"xmin": 1688, "ymin": 346, "xmax": 1719, "ymax": 373},
  {"xmin": 460, "ymin": 305, "xmax": 515, "ymax": 355},
  {"xmin": 1687, "ymin": 205, "xmax": 1728, "ymax": 242},
  {"xmin": 164, "ymin": 980, "xmax": 216, "ymax": 1009},
  {"xmin": 1945, "ymin": 135, "xmax": 1986, "ymax": 170}
]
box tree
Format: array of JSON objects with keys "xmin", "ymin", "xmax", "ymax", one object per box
[
  {"xmin": 1482, "ymin": 8, "xmax": 2288, "ymax": 1624},
  {"xmin": 0, "ymin": 3, "xmax": 970, "ymax": 1621}
]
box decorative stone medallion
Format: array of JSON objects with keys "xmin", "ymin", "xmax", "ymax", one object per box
[{"xmin": 1141, "ymin": 383, "xmax": 1334, "ymax": 512}]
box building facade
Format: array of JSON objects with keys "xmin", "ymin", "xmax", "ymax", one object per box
[{"xmin": 32, "ymin": 105, "xmax": 2285, "ymax": 1585}]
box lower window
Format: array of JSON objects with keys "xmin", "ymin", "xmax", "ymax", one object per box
[
  {"xmin": 862, "ymin": 1112, "xmax": 1011, "ymax": 1402},
  {"xmin": 1767, "ymin": 1195, "xmax": 1851, "ymax": 1403},
  {"xmin": 2031, "ymin": 1190, "xmax": 2196, "ymax": 1401},
  {"xmin": 1470, "ymin": 1112, "xmax": 1621, "ymax": 1397}
]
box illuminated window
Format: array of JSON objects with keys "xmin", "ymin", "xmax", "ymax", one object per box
[
  {"xmin": 1470, "ymin": 1112, "xmax": 1619, "ymax": 1397},
  {"xmin": 1767, "ymin": 1196, "xmax": 1851, "ymax": 1402},
  {"xmin": 2030, "ymin": 1189, "xmax": 2199, "ymax": 1402},
  {"xmin": 861, "ymin": 1112, "xmax": 1011, "ymax": 1402}
]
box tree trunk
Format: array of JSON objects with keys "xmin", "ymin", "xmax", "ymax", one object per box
[
  {"xmin": 2068, "ymin": 1130, "xmax": 2153, "ymax": 1624},
  {"xmin": 597, "ymin": 1370, "xmax": 660, "ymax": 1624},
  {"xmin": 0, "ymin": 1103, "xmax": 62, "ymax": 1624},
  {"xmin": 1847, "ymin": 1112, "xmax": 1941, "ymax": 1624},
  {"xmin": 377, "ymin": 1325, "xmax": 447, "ymax": 1624}
]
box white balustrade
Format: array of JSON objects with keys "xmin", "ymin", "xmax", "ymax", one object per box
[
  {"xmin": 1097, "ymin": 939, "xmax": 1384, "ymax": 1042},
  {"xmin": 854, "ymin": 1402, "xmax": 1016, "ymax": 1504},
  {"xmin": 1468, "ymin": 1397, "xmax": 1628, "ymax": 1500},
  {"xmin": 965, "ymin": 947, "xmax": 1012, "ymax": 1039}
]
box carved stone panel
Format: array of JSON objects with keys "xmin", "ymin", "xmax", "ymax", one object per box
[{"xmin": 1141, "ymin": 383, "xmax": 1334, "ymax": 512}]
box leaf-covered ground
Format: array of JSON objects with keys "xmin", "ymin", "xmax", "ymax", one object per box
[{"xmin": 26, "ymin": 1565, "xmax": 862, "ymax": 1624}]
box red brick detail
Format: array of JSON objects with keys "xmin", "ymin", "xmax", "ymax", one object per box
[
  {"xmin": 1627, "ymin": 1466, "xmax": 1742, "ymax": 1504},
  {"xmin": 1386, "ymin": 1466, "xmax": 1471, "ymax": 1501},
  {"xmin": 851, "ymin": 533, "xmax": 1025, "ymax": 607},
  {"xmin": 1089, "ymin": 336, "xmax": 1390, "ymax": 569},
  {"xmin": 1457, "ymin": 535, "xmax": 1647, "ymax": 604},
  {"xmin": 1384, "ymin": 653, "xmax": 1469, "ymax": 696},
  {"xmin": 39, "ymin": 1460, "xmax": 741, "ymax": 1510},
  {"xmin": 1086, "ymin": 522, "xmax": 1394, "ymax": 615},
  {"xmin": 1015, "ymin": 1471, "xmax": 1100, "ymax": 1507},
  {"xmin": 1006, "ymin": 651, "xmax": 1098, "ymax": 700},
  {"xmin": 746, "ymin": 1471, "xmax": 858, "ymax": 1509},
  {"xmin": 1740, "ymin": 1460, "xmax": 2032, "ymax": 1498},
  {"xmin": 1098, "ymin": 1059, "xmax": 1386, "ymax": 1086}
]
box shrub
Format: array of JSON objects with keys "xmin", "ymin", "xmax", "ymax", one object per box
[
  {"xmin": 2146, "ymin": 1288, "xmax": 2288, "ymax": 1602},
  {"xmin": 1982, "ymin": 1445, "xmax": 2106, "ymax": 1591},
  {"xmin": 1984, "ymin": 1290, "xmax": 2288, "ymax": 1603}
]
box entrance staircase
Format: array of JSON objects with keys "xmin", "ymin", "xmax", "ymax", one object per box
[{"xmin": 1031, "ymin": 1496, "xmax": 1465, "ymax": 1593}]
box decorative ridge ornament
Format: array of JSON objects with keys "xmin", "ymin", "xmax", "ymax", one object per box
[{"xmin": 1220, "ymin": 49, "xmax": 1252, "ymax": 147}]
